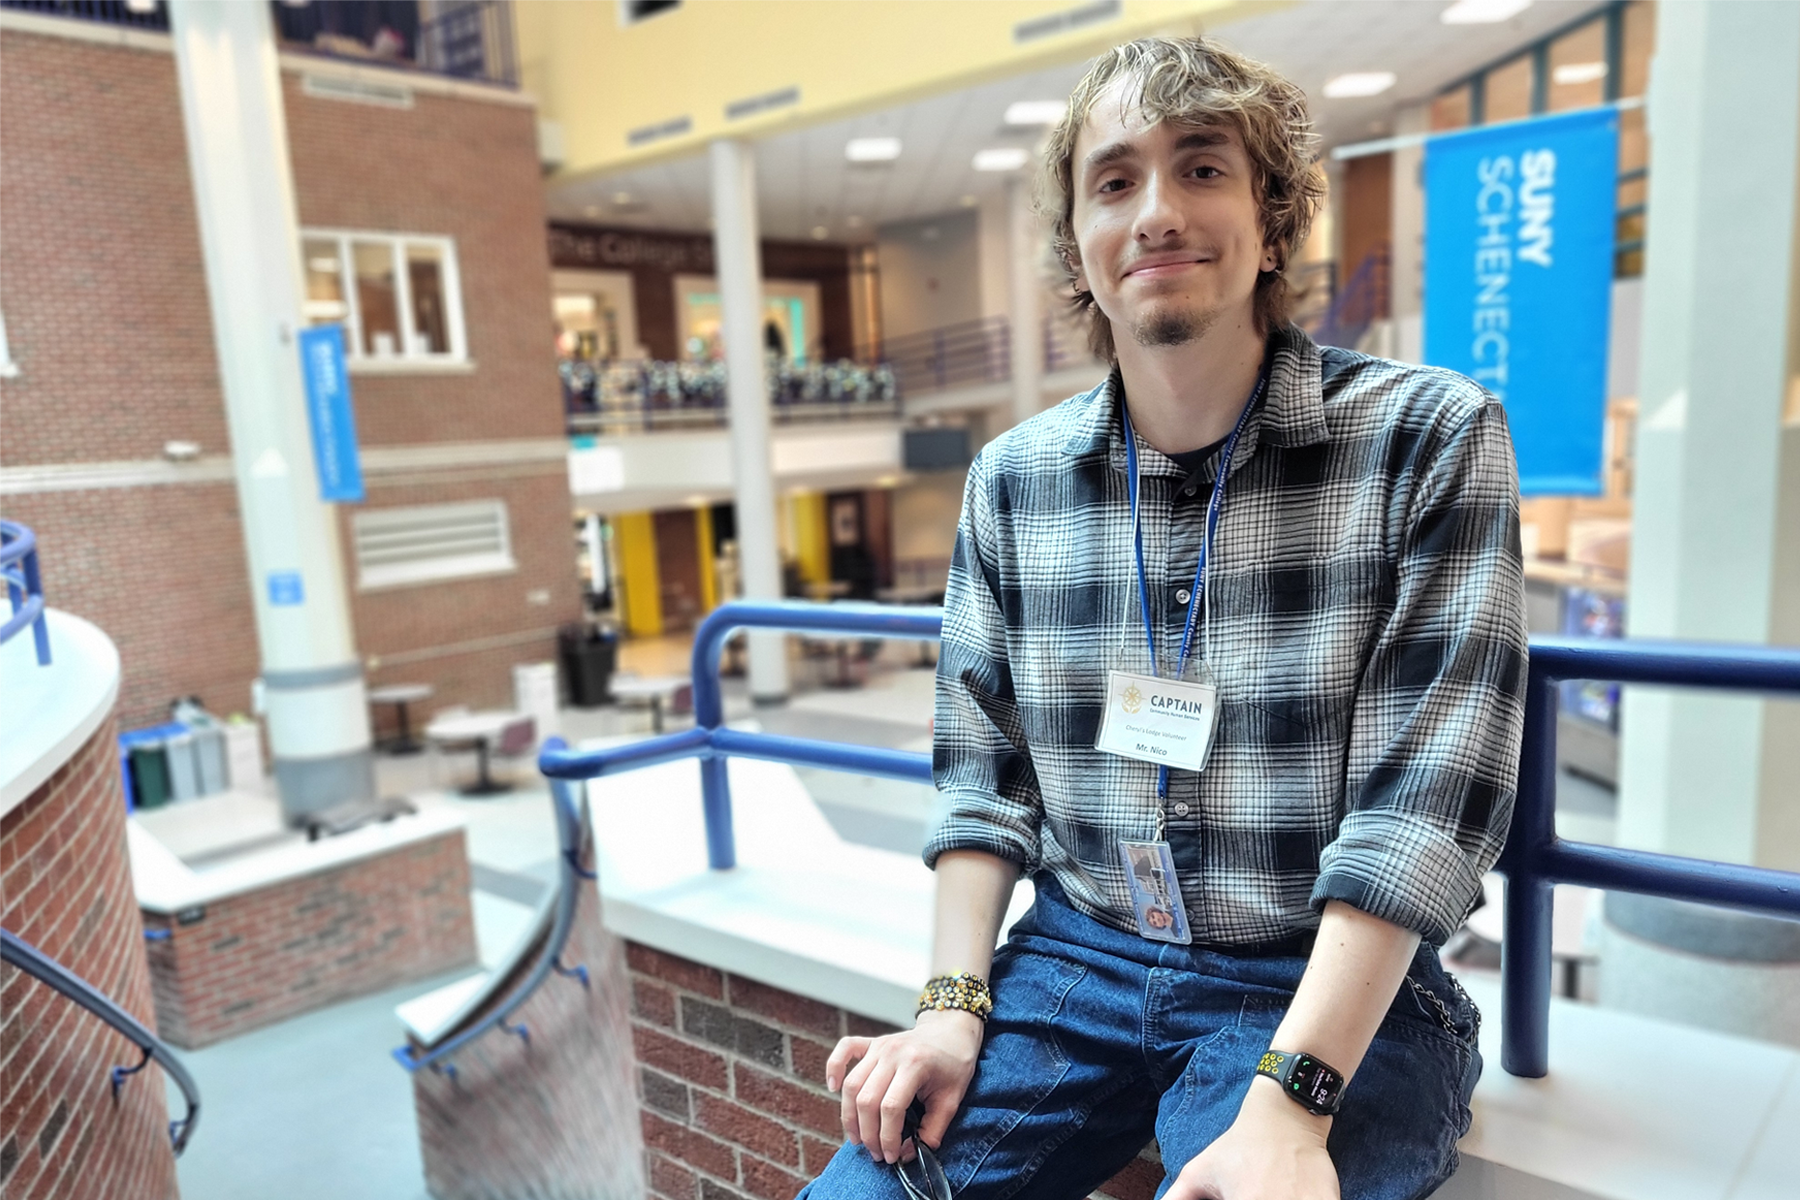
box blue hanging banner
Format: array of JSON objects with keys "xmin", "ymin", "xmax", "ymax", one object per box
[
  {"xmin": 1424, "ymin": 107, "xmax": 1618, "ymax": 495},
  {"xmin": 297, "ymin": 324, "xmax": 364, "ymax": 503}
]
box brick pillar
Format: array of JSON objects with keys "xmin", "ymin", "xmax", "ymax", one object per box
[{"xmin": 1, "ymin": 715, "xmax": 180, "ymax": 1200}]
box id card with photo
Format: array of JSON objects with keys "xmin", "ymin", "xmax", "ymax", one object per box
[
  {"xmin": 1119, "ymin": 839, "xmax": 1193, "ymax": 944},
  {"xmin": 1094, "ymin": 669, "xmax": 1220, "ymax": 772}
]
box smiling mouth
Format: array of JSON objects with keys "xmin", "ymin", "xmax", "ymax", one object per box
[{"xmin": 1125, "ymin": 258, "xmax": 1210, "ymax": 279}]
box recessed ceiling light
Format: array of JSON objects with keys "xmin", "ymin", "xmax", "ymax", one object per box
[
  {"xmin": 846, "ymin": 137, "xmax": 902, "ymax": 163},
  {"xmin": 612, "ymin": 191, "xmax": 634, "ymax": 206},
  {"xmin": 1323, "ymin": 72, "xmax": 1397, "ymax": 99},
  {"xmin": 811, "ymin": 226, "xmax": 830, "ymax": 240},
  {"xmin": 973, "ymin": 147, "xmax": 1030, "ymax": 172},
  {"xmin": 960, "ymin": 194, "xmax": 979, "ymax": 208},
  {"xmin": 1553, "ymin": 61, "xmax": 1607, "ymax": 86},
  {"xmin": 1441, "ymin": 0, "xmax": 1532, "ymax": 25},
  {"xmin": 1004, "ymin": 99, "xmax": 1066, "ymax": 126}
]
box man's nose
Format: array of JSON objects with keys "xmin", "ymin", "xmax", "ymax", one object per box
[{"xmin": 1132, "ymin": 171, "xmax": 1186, "ymax": 243}]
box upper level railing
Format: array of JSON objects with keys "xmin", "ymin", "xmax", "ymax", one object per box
[
  {"xmin": 391, "ymin": 748, "xmax": 596, "ymax": 1077},
  {"xmin": 542, "ymin": 600, "xmax": 1800, "ymax": 1080},
  {"xmin": 563, "ymin": 357, "xmax": 899, "ymax": 435},
  {"xmin": 869, "ymin": 315, "xmax": 1097, "ymax": 400},
  {"xmin": 1311, "ymin": 244, "xmax": 1390, "ymax": 351},
  {"xmin": 2, "ymin": 519, "xmax": 51, "ymax": 666},
  {"xmin": 274, "ymin": 0, "xmax": 517, "ymax": 88},
  {"xmin": 1, "ymin": 928, "xmax": 201, "ymax": 1153}
]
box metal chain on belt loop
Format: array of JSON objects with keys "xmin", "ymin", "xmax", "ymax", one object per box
[{"xmin": 1405, "ymin": 974, "xmax": 1479, "ymax": 1039}]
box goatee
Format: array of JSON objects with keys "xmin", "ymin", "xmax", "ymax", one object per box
[{"xmin": 1131, "ymin": 306, "xmax": 1215, "ymax": 348}]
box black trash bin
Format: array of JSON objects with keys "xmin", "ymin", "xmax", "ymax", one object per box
[{"xmin": 560, "ymin": 623, "xmax": 618, "ymax": 708}]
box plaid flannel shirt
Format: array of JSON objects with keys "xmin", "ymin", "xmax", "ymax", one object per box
[{"xmin": 925, "ymin": 325, "xmax": 1527, "ymax": 947}]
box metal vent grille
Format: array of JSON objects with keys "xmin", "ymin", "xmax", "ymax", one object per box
[{"xmin": 352, "ymin": 500, "xmax": 515, "ymax": 589}]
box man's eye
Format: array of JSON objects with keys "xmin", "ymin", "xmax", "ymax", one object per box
[
  {"xmin": 1098, "ymin": 178, "xmax": 1130, "ymax": 194},
  {"xmin": 1192, "ymin": 165, "xmax": 1223, "ymax": 179}
]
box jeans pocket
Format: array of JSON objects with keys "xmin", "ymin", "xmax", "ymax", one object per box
[{"xmin": 943, "ymin": 950, "xmax": 1088, "ymax": 1191}]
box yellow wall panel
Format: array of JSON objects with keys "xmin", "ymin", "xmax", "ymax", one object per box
[
  {"xmin": 790, "ymin": 492, "xmax": 830, "ymax": 586},
  {"xmin": 613, "ymin": 511, "xmax": 663, "ymax": 638},
  {"xmin": 519, "ymin": 0, "xmax": 1265, "ymax": 178},
  {"xmin": 695, "ymin": 504, "xmax": 719, "ymax": 612}
]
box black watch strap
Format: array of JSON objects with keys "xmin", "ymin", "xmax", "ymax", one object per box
[{"xmin": 1255, "ymin": 1049, "xmax": 1345, "ymax": 1116}]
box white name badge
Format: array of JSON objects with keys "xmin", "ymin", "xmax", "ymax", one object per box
[{"xmin": 1094, "ymin": 669, "xmax": 1219, "ymax": 772}]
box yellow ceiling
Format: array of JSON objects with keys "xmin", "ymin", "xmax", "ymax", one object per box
[{"xmin": 517, "ymin": 0, "xmax": 1266, "ymax": 180}]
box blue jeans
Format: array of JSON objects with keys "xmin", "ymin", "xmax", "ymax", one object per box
[{"xmin": 799, "ymin": 877, "xmax": 1480, "ymax": 1200}]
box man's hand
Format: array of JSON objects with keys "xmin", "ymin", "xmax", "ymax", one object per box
[
  {"xmin": 825, "ymin": 1009, "xmax": 984, "ymax": 1164},
  {"xmin": 1166, "ymin": 1078, "xmax": 1338, "ymax": 1200}
]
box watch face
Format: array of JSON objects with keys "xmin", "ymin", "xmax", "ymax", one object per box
[{"xmin": 1290, "ymin": 1054, "xmax": 1344, "ymax": 1110}]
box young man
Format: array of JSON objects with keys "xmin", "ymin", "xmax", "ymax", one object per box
[{"xmin": 802, "ymin": 36, "xmax": 1525, "ymax": 1200}]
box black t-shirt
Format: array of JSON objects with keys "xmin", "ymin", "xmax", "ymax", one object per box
[{"xmin": 1167, "ymin": 434, "xmax": 1229, "ymax": 501}]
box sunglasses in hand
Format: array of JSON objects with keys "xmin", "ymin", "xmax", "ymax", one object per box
[{"xmin": 893, "ymin": 1105, "xmax": 953, "ymax": 1200}]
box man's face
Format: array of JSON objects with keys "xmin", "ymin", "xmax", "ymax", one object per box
[{"xmin": 1068, "ymin": 80, "xmax": 1272, "ymax": 350}]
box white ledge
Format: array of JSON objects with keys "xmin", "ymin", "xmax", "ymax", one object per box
[
  {"xmin": 584, "ymin": 745, "xmax": 1796, "ymax": 1200},
  {"xmin": 0, "ymin": 609, "xmax": 120, "ymax": 819}
]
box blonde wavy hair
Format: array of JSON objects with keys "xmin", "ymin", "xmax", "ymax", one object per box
[{"xmin": 1040, "ymin": 36, "xmax": 1326, "ymax": 360}]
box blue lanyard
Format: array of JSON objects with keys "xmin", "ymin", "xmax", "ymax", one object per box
[
  {"xmin": 1122, "ymin": 375, "xmax": 1264, "ymax": 802},
  {"xmin": 1121, "ymin": 373, "xmax": 1264, "ymax": 680}
]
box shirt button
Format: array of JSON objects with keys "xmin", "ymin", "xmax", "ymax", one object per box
[
  {"xmin": 1173, "ymin": 802, "xmax": 1191, "ymax": 816},
  {"xmin": 1175, "ymin": 588, "xmax": 1192, "ymax": 605},
  {"xmin": 1182, "ymin": 485, "xmax": 1198, "ymax": 498}
]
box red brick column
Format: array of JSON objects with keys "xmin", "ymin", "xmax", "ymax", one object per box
[
  {"xmin": 0, "ymin": 714, "xmax": 179, "ymax": 1200},
  {"xmin": 626, "ymin": 945, "xmax": 1160, "ymax": 1200},
  {"xmin": 141, "ymin": 831, "xmax": 477, "ymax": 1048}
]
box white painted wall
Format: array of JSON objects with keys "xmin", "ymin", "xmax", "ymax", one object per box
[{"xmin": 876, "ymin": 210, "xmax": 982, "ymax": 339}]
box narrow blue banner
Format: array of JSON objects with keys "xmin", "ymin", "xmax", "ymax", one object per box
[
  {"xmin": 1424, "ymin": 107, "xmax": 1618, "ymax": 495},
  {"xmin": 298, "ymin": 324, "xmax": 364, "ymax": 502}
]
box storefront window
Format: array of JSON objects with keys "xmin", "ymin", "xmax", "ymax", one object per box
[
  {"xmin": 1430, "ymin": 84, "xmax": 1472, "ymax": 131},
  {"xmin": 1484, "ymin": 54, "xmax": 1534, "ymax": 124},
  {"xmin": 1548, "ymin": 19, "xmax": 1608, "ymax": 112}
]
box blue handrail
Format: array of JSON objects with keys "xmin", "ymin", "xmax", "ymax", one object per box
[
  {"xmin": 1, "ymin": 928, "xmax": 200, "ymax": 1153},
  {"xmin": 1, "ymin": 519, "xmax": 51, "ymax": 665},
  {"xmin": 537, "ymin": 601, "xmax": 1800, "ymax": 1080},
  {"xmin": 1497, "ymin": 637, "xmax": 1800, "ymax": 1077},
  {"xmin": 391, "ymin": 739, "xmax": 594, "ymax": 1075}
]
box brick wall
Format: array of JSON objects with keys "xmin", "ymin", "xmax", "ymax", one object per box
[
  {"xmin": 0, "ymin": 714, "xmax": 180, "ymax": 1200},
  {"xmin": 625, "ymin": 944, "xmax": 1157, "ymax": 1200},
  {"xmin": 5, "ymin": 483, "xmax": 260, "ymax": 731},
  {"xmin": 0, "ymin": 30, "xmax": 231, "ymax": 466},
  {"xmin": 351, "ymin": 469, "xmax": 583, "ymax": 720},
  {"xmin": 284, "ymin": 77, "xmax": 565, "ymax": 449},
  {"xmin": 141, "ymin": 830, "xmax": 476, "ymax": 1048},
  {"xmin": 1, "ymin": 25, "xmax": 581, "ymax": 734}
]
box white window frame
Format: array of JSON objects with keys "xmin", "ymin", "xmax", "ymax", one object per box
[
  {"xmin": 351, "ymin": 499, "xmax": 516, "ymax": 591},
  {"xmin": 300, "ymin": 229, "xmax": 469, "ymax": 371},
  {"xmin": 0, "ymin": 311, "xmax": 19, "ymax": 378}
]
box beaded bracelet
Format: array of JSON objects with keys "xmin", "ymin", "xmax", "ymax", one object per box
[{"xmin": 915, "ymin": 971, "xmax": 994, "ymax": 1021}]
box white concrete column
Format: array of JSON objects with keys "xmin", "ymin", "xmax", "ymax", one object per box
[
  {"xmin": 1604, "ymin": 0, "xmax": 1800, "ymax": 1045},
  {"xmin": 709, "ymin": 138, "xmax": 788, "ymax": 702},
  {"xmin": 169, "ymin": 0, "xmax": 373, "ymax": 823},
  {"xmin": 1389, "ymin": 103, "xmax": 1429, "ymax": 364},
  {"xmin": 1007, "ymin": 178, "xmax": 1045, "ymax": 427}
]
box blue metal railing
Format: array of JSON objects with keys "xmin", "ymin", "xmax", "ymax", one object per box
[
  {"xmin": 538, "ymin": 601, "xmax": 1800, "ymax": 1079},
  {"xmin": 2, "ymin": 519, "xmax": 51, "ymax": 665},
  {"xmin": 391, "ymin": 743, "xmax": 595, "ymax": 1077},
  {"xmin": 1, "ymin": 928, "xmax": 200, "ymax": 1153},
  {"xmin": 1498, "ymin": 638, "xmax": 1800, "ymax": 1076}
]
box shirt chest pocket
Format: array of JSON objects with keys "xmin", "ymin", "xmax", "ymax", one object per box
[{"xmin": 1209, "ymin": 556, "xmax": 1391, "ymax": 737}]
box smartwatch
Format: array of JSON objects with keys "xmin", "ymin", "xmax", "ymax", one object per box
[{"xmin": 1255, "ymin": 1049, "xmax": 1345, "ymax": 1116}]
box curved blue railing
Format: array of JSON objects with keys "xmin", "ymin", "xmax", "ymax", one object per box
[
  {"xmin": 538, "ymin": 601, "xmax": 1800, "ymax": 1080},
  {"xmin": 0, "ymin": 928, "xmax": 200, "ymax": 1153},
  {"xmin": 391, "ymin": 741, "xmax": 595, "ymax": 1077},
  {"xmin": 1, "ymin": 519, "xmax": 51, "ymax": 665}
]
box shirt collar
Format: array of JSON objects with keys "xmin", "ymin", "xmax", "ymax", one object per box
[{"xmin": 1060, "ymin": 324, "xmax": 1332, "ymax": 468}]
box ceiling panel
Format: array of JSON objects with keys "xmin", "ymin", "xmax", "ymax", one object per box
[{"xmin": 545, "ymin": 0, "xmax": 1614, "ymax": 243}]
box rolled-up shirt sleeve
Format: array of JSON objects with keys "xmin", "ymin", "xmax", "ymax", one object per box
[
  {"xmin": 922, "ymin": 452, "xmax": 1043, "ymax": 873},
  {"xmin": 1313, "ymin": 397, "xmax": 1528, "ymax": 945}
]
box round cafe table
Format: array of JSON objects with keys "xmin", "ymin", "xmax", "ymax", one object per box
[
  {"xmin": 369, "ymin": 683, "xmax": 434, "ymax": 754},
  {"xmin": 424, "ymin": 710, "xmax": 516, "ymax": 796}
]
